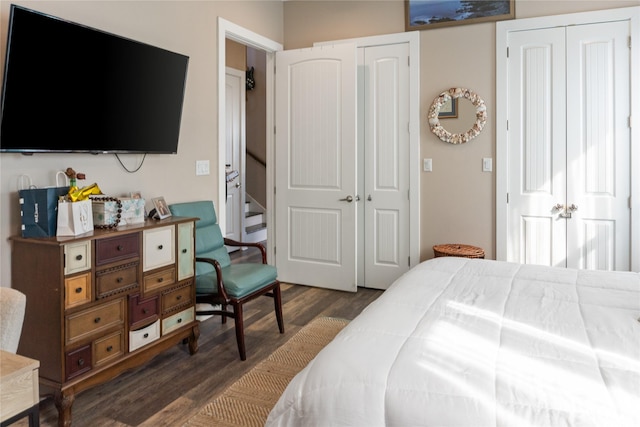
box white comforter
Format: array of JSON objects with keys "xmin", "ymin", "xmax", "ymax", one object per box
[{"xmin": 266, "ymin": 258, "xmax": 640, "ymax": 426}]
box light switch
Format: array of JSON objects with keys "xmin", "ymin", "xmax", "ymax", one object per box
[
  {"xmin": 423, "ymin": 158, "xmax": 433, "ymax": 172},
  {"xmin": 482, "ymin": 158, "xmax": 492, "ymax": 172},
  {"xmin": 196, "ymin": 160, "xmax": 210, "ymax": 176}
]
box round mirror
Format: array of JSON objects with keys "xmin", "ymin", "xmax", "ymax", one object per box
[{"xmin": 428, "ymin": 88, "xmax": 487, "ymax": 144}]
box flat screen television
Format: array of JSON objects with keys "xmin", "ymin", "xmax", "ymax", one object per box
[{"xmin": 0, "ymin": 5, "xmax": 189, "ymax": 154}]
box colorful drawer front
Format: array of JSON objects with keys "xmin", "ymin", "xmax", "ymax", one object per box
[
  {"xmin": 64, "ymin": 240, "xmax": 92, "ymax": 275},
  {"xmin": 143, "ymin": 226, "xmax": 175, "ymax": 271},
  {"xmin": 129, "ymin": 293, "xmax": 159, "ymax": 329},
  {"xmin": 143, "ymin": 266, "xmax": 176, "ymax": 295},
  {"xmin": 93, "ymin": 330, "xmax": 124, "ymax": 366},
  {"xmin": 129, "ymin": 320, "xmax": 160, "ymax": 352},
  {"xmin": 65, "ymin": 298, "xmax": 125, "ymax": 346},
  {"xmin": 95, "ymin": 262, "xmax": 139, "ymax": 298},
  {"xmin": 95, "ymin": 233, "xmax": 140, "ymax": 266},
  {"xmin": 162, "ymin": 307, "xmax": 195, "ymax": 336},
  {"xmin": 66, "ymin": 345, "xmax": 91, "ymax": 380},
  {"xmin": 177, "ymin": 221, "xmax": 194, "ymax": 280},
  {"xmin": 162, "ymin": 282, "xmax": 193, "ymax": 315},
  {"xmin": 64, "ymin": 272, "xmax": 92, "ymax": 309}
]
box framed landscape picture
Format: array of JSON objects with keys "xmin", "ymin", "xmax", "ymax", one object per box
[{"xmin": 405, "ymin": 0, "xmax": 515, "ymax": 31}]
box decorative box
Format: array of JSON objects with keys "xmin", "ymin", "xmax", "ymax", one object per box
[{"xmin": 92, "ymin": 197, "xmax": 145, "ymax": 227}]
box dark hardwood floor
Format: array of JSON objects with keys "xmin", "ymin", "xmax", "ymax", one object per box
[{"xmin": 23, "ymin": 246, "xmax": 383, "ymax": 426}]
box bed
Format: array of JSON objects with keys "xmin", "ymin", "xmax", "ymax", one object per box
[{"xmin": 266, "ymin": 257, "xmax": 640, "ymax": 426}]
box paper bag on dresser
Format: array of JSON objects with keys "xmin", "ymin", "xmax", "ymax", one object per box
[
  {"xmin": 57, "ymin": 199, "xmax": 93, "ymax": 236},
  {"xmin": 18, "ymin": 174, "xmax": 69, "ymax": 238}
]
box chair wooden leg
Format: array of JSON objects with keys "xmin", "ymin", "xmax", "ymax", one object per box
[
  {"xmin": 233, "ymin": 302, "xmax": 246, "ymax": 361},
  {"xmin": 273, "ymin": 284, "xmax": 285, "ymax": 334},
  {"xmin": 221, "ymin": 303, "xmax": 227, "ymax": 324}
]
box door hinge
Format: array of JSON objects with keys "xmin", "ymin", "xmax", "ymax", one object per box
[
  {"xmin": 506, "ymin": 193, "xmax": 509, "ymax": 204},
  {"xmin": 407, "ymin": 56, "xmax": 410, "ymax": 67},
  {"xmin": 408, "ymin": 189, "xmax": 410, "ymax": 200},
  {"xmin": 408, "ymin": 256, "xmax": 411, "ymax": 267},
  {"xmin": 506, "ymin": 47, "xmax": 509, "ymax": 58},
  {"xmin": 506, "ymin": 120, "xmax": 509, "ymax": 131},
  {"xmin": 629, "ymin": 36, "xmax": 632, "ymax": 49}
]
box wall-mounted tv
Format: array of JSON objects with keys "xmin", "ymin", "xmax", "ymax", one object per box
[{"xmin": 0, "ymin": 5, "xmax": 189, "ymax": 154}]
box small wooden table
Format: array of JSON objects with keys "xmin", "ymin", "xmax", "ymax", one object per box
[
  {"xmin": 0, "ymin": 350, "xmax": 39, "ymax": 427},
  {"xmin": 433, "ymin": 244, "xmax": 485, "ymax": 259}
]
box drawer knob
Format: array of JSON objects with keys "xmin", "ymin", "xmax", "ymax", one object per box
[
  {"xmin": 75, "ymin": 287, "xmax": 83, "ymax": 294},
  {"xmin": 107, "ymin": 345, "xmax": 113, "ymax": 352},
  {"xmin": 143, "ymin": 308, "xmax": 149, "ymax": 314},
  {"xmin": 76, "ymin": 254, "xmax": 83, "ymax": 261},
  {"xmin": 158, "ymin": 244, "xmax": 164, "ymax": 250},
  {"xmin": 77, "ymin": 358, "xmax": 85, "ymax": 366},
  {"xmin": 117, "ymin": 245, "xmax": 124, "ymax": 251},
  {"xmin": 117, "ymin": 277, "xmax": 123, "ymax": 283},
  {"xmin": 181, "ymin": 249, "xmax": 187, "ymax": 254},
  {"xmin": 176, "ymin": 295, "xmax": 182, "ymax": 300},
  {"xmin": 177, "ymin": 318, "xmax": 182, "ymax": 324},
  {"xmin": 157, "ymin": 278, "xmax": 164, "ymax": 283},
  {"xmin": 144, "ymin": 333, "xmax": 149, "ymax": 339},
  {"xmin": 94, "ymin": 317, "xmax": 101, "ymax": 324}
]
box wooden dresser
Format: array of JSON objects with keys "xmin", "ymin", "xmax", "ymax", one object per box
[{"xmin": 10, "ymin": 216, "xmax": 199, "ymax": 427}]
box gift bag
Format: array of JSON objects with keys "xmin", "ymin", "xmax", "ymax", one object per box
[
  {"xmin": 18, "ymin": 174, "xmax": 69, "ymax": 238},
  {"xmin": 56, "ymin": 199, "xmax": 94, "ymax": 236}
]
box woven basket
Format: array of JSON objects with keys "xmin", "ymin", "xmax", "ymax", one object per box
[{"xmin": 433, "ymin": 244, "xmax": 485, "ymax": 259}]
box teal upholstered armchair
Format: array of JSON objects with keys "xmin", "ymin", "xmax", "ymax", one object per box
[{"xmin": 168, "ymin": 200, "xmax": 284, "ymax": 360}]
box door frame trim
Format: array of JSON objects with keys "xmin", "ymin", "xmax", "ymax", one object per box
[
  {"xmin": 496, "ymin": 6, "xmax": 640, "ymax": 271},
  {"xmin": 217, "ymin": 18, "xmax": 282, "ymax": 263},
  {"xmin": 315, "ymin": 31, "xmax": 421, "ymax": 273}
]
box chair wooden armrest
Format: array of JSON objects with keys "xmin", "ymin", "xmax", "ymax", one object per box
[
  {"xmin": 195, "ymin": 257, "xmax": 229, "ymax": 301},
  {"xmin": 223, "ymin": 238, "xmax": 268, "ymax": 264}
]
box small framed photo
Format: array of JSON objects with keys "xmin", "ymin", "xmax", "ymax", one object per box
[
  {"xmin": 152, "ymin": 197, "xmax": 171, "ymax": 219},
  {"xmin": 438, "ymin": 98, "xmax": 458, "ymax": 119},
  {"xmin": 130, "ymin": 191, "xmax": 142, "ymax": 199}
]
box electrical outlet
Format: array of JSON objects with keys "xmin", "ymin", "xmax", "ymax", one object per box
[{"xmin": 423, "ymin": 158, "xmax": 433, "ymax": 172}]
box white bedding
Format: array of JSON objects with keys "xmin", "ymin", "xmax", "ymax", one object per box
[{"xmin": 266, "ymin": 258, "xmax": 640, "ymax": 426}]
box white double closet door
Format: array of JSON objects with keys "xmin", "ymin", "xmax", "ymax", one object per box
[
  {"xmin": 274, "ymin": 42, "xmax": 411, "ymax": 291},
  {"xmin": 506, "ymin": 20, "xmax": 631, "ymax": 270}
]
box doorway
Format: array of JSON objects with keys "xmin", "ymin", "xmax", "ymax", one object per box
[{"xmin": 217, "ymin": 18, "xmax": 282, "ymax": 263}]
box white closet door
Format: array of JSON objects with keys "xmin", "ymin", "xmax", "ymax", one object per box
[
  {"xmin": 506, "ymin": 28, "xmax": 567, "ymax": 267},
  {"xmin": 361, "ymin": 43, "xmax": 411, "ymax": 289},
  {"xmin": 565, "ymin": 21, "xmax": 631, "ymax": 270},
  {"xmin": 274, "ymin": 44, "xmax": 357, "ymax": 291},
  {"xmin": 506, "ymin": 21, "xmax": 631, "ymax": 271}
]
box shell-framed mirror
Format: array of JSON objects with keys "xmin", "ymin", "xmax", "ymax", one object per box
[{"xmin": 428, "ymin": 88, "xmax": 487, "ymax": 144}]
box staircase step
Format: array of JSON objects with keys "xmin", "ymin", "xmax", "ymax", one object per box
[
  {"xmin": 245, "ymin": 211, "xmax": 264, "ymax": 228},
  {"xmin": 246, "ymin": 223, "xmax": 267, "ymax": 234}
]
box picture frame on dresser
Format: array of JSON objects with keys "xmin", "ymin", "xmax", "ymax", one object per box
[{"xmin": 151, "ymin": 197, "xmax": 171, "ymax": 219}]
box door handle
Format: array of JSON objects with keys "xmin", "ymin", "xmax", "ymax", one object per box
[
  {"xmin": 552, "ymin": 203, "xmax": 564, "ymax": 211},
  {"xmin": 235, "ymin": 182, "xmax": 242, "ymax": 188},
  {"xmin": 568, "ymin": 204, "xmax": 578, "ymax": 212},
  {"xmin": 339, "ymin": 195, "xmax": 354, "ymax": 202}
]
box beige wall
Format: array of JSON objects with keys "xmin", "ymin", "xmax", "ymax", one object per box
[
  {"xmin": 1, "ymin": 0, "xmax": 638, "ymax": 286},
  {"xmin": 284, "ymin": 0, "xmax": 639, "ymax": 262},
  {"xmin": 0, "ymin": 1, "xmax": 283, "ymax": 286}
]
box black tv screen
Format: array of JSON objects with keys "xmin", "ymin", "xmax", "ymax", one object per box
[{"xmin": 0, "ymin": 5, "xmax": 189, "ymax": 154}]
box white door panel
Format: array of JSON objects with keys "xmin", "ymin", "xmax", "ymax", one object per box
[
  {"xmin": 225, "ymin": 68, "xmax": 244, "ymax": 243},
  {"xmin": 275, "ymin": 45, "xmax": 357, "ymax": 290},
  {"xmin": 566, "ymin": 21, "xmax": 630, "ymax": 270},
  {"xmin": 507, "ymin": 28, "xmax": 567, "ymax": 267},
  {"xmin": 361, "ymin": 43, "xmax": 410, "ymax": 289}
]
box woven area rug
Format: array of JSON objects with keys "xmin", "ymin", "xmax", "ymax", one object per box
[{"xmin": 183, "ymin": 316, "xmax": 349, "ymax": 427}]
